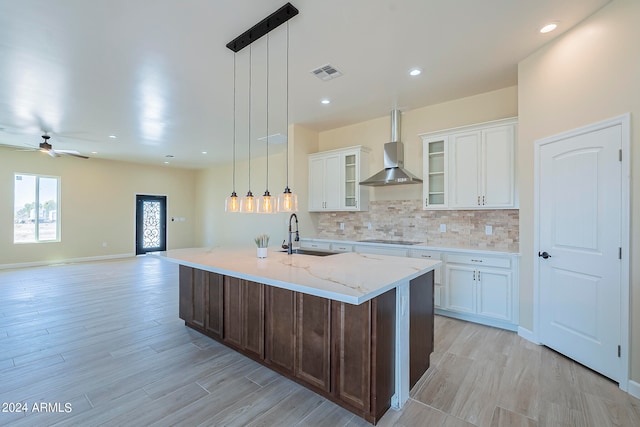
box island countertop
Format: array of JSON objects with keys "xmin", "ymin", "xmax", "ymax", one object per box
[{"xmin": 152, "ymin": 247, "xmax": 440, "ymax": 305}]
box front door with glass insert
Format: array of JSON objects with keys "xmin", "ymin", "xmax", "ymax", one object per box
[{"xmin": 135, "ymin": 195, "xmax": 167, "ymax": 255}]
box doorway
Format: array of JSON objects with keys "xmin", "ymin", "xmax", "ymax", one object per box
[
  {"xmin": 534, "ymin": 114, "xmax": 630, "ymax": 388},
  {"xmin": 135, "ymin": 195, "xmax": 167, "ymax": 255}
]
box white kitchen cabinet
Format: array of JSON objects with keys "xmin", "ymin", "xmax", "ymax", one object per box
[
  {"xmin": 449, "ymin": 122, "xmax": 516, "ymax": 208},
  {"xmin": 308, "ymin": 146, "xmax": 370, "ymax": 211},
  {"xmin": 444, "ymin": 253, "xmax": 515, "ymax": 328},
  {"xmin": 421, "ymin": 138, "xmax": 448, "ymax": 209},
  {"xmin": 420, "ymin": 117, "xmax": 517, "ymax": 210}
]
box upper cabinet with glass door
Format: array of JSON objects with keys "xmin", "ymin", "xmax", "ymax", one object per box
[
  {"xmin": 420, "ymin": 117, "xmax": 518, "ymax": 210},
  {"xmin": 422, "ymin": 137, "xmax": 448, "ymax": 209}
]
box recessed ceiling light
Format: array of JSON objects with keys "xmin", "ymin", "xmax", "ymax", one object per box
[
  {"xmin": 201, "ymin": 151, "xmax": 208, "ymax": 154},
  {"xmin": 321, "ymin": 98, "xmax": 330, "ymax": 105},
  {"xmin": 164, "ymin": 161, "xmax": 170, "ymax": 164},
  {"xmin": 539, "ymin": 22, "xmax": 558, "ymax": 33},
  {"xmin": 91, "ymin": 151, "xmax": 98, "ymax": 154},
  {"xmin": 409, "ymin": 68, "xmax": 422, "ymax": 76},
  {"xmin": 108, "ymin": 135, "xmax": 117, "ymax": 139}
]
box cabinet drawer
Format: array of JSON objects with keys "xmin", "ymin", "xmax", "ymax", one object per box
[
  {"xmin": 331, "ymin": 243, "xmax": 353, "ymax": 253},
  {"xmin": 301, "ymin": 241, "xmax": 332, "ymax": 251},
  {"xmin": 447, "ymin": 254, "xmax": 511, "ymax": 269},
  {"xmin": 408, "ymin": 249, "xmax": 440, "ymax": 260}
]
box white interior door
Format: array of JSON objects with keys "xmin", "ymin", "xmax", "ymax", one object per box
[{"xmin": 537, "ymin": 121, "xmax": 622, "ymax": 382}]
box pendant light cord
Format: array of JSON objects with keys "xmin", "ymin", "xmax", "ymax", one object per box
[
  {"xmin": 232, "ymin": 53, "xmax": 237, "ymax": 193},
  {"xmin": 285, "ymin": 21, "xmax": 290, "ymax": 188},
  {"xmin": 248, "ymin": 44, "xmax": 252, "ymax": 194},
  {"xmin": 265, "ymin": 33, "xmax": 269, "ymax": 193}
]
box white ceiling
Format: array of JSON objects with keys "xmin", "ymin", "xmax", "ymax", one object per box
[{"xmin": 0, "ymin": 0, "xmax": 610, "ymax": 168}]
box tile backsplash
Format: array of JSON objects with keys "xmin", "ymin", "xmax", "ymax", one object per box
[{"xmin": 314, "ymin": 200, "xmax": 519, "ymax": 252}]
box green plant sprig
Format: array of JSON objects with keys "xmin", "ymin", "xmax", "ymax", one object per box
[{"xmin": 254, "ymin": 234, "xmax": 270, "ymax": 248}]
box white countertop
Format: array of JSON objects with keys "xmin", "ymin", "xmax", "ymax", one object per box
[
  {"xmin": 302, "ymin": 237, "xmax": 520, "ymax": 256},
  {"xmin": 151, "ymin": 247, "xmax": 440, "ymax": 305}
]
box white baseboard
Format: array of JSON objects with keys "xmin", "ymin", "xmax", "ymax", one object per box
[
  {"xmin": 0, "ymin": 253, "xmax": 135, "ymax": 270},
  {"xmin": 628, "ymin": 379, "xmax": 640, "ymax": 399},
  {"xmin": 517, "ymin": 326, "xmax": 539, "ymax": 344}
]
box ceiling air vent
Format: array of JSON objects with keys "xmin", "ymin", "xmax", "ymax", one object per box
[{"xmin": 310, "ymin": 64, "xmax": 342, "ymax": 81}]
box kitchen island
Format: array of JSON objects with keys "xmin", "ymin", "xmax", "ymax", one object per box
[{"xmin": 153, "ymin": 247, "xmax": 440, "ymax": 424}]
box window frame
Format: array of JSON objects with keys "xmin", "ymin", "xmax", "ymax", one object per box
[{"xmin": 13, "ymin": 173, "xmax": 61, "ymax": 244}]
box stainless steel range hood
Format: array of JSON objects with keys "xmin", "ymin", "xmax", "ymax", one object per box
[{"xmin": 359, "ymin": 110, "xmax": 423, "ymax": 186}]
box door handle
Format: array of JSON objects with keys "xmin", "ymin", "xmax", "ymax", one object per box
[{"xmin": 538, "ymin": 251, "xmax": 552, "ymax": 259}]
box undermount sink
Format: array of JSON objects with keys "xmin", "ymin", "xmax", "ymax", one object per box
[{"xmin": 279, "ymin": 249, "xmax": 338, "ymax": 257}]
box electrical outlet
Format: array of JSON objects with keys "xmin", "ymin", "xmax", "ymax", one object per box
[
  {"xmin": 102, "ymin": 242, "xmax": 107, "ymax": 247},
  {"xmin": 367, "ymin": 222, "xmax": 372, "ymax": 230},
  {"xmin": 440, "ymin": 224, "xmax": 446, "ymax": 233},
  {"xmin": 339, "ymin": 222, "xmax": 344, "ymax": 230},
  {"xmin": 485, "ymin": 225, "xmax": 493, "ymax": 235}
]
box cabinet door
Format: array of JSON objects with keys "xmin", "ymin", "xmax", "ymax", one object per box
[
  {"xmin": 309, "ymin": 157, "xmax": 326, "ymax": 211},
  {"xmin": 449, "ymin": 131, "xmax": 480, "ymax": 208},
  {"xmin": 324, "ymin": 154, "xmax": 342, "ymax": 210},
  {"xmin": 445, "ymin": 264, "xmax": 476, "ymax": 314},
  {"xmin": 476, "ymin": 267, "xmax": 512, "ymax": 321},
  {"xmin": 242, "ymin": 280, "xmax": 265, "ymax": 359},
  {"xmin": 223, "ymin": 277, "xmax": 264, "ymax": 358},
  {"xmin": 343, "ymin": 152, "xmax": 358, "ymax": 209},
  {"xmin": 296, "ymin": 293, "xmax": 331, "ymax": 392},
  {"xmin": 423, "ymin": 138, "xmax": 447, "ymax": 208},
  {"xmin": 205, "ymin": 272, "xmax": 223, "ymax": 339},
  {"xmin": 223, "ymin": 276, "xmax": 243, "ymax": 348},
  {"xmin": 482, "ymin": 125, "xmax": 515, "ymax": 207},
  {"xmin": 178, "ymin": 266, "xmax": 207, "ymax": 330},
  {"xmin": 178, "ymin": 265, "xmax": 193, "ymax": 323},
  {"xmin": 332, "ymin": 300, "xmax": 371, "ymax": 413},
  {"xmin": 265, "ymin": 287, "xmax": 296, "ymax": 374}
]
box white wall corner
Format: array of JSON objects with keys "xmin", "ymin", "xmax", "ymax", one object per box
[{"xmin": 518, "ymin": 326, "xmax": 539, "ymax": 344}]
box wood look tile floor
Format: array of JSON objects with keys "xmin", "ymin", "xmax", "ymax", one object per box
[{"xmin": 1, "ymin": 256, "xmax": 638, "ymax": 426}]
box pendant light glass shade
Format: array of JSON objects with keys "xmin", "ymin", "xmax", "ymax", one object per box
[
  {"xmin": 225, "ymin": 191, "xmax": 239, "ymax": 212},
  {"xmin": 256, "ymin": 191, "xmax": 274, "ymax": 214},
  {"xmin": 277, "ymin": 186, "xmax": 298, "ymax": 212},
  {"xmin": 278, "ymin": 21, "xmax": 297, "ymax": 213},
  {"xmin": 239, "ymin": 191, "xmax": 255, "ymax": 213}
]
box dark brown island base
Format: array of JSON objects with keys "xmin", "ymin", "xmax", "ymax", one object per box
[{"xmin": 178, "ymin": 266, "xmax": 434, "ymax": 424}]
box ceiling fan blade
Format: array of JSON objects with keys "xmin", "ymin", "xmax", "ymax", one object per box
[
  {"xmin": 47, "ymin": 149, "xmax": 60, "ymax": 158},
  {"xmin": 59, "ymin": 151, "xmax": 89, "ymax": 159}
]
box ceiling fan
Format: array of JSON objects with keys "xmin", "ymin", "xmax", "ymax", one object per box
[{"xmin": 37, "ymin": 134, "xmax": 89, "ymax": 159}]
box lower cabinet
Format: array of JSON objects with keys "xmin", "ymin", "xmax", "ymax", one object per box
[
  {"xmin": 179, "ymin": 265, "xmax": 223, "ymax": 340},
  {"xmin": 445, "ymin": 254, "xmax": 513, "ymax": 326},
  {"xmin": 223, "ymin": 276, "xmax": 264, "ymax": 359},
  {"xmin": 296, "ymin": 293, "xmax": 331, "ymax": 391},
  {"xmin": 178, "ymin": 267, "xmax": 432, "ymax": 424}
]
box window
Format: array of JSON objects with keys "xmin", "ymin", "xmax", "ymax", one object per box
[{"xmin": 14, "ymin": 174, "xmax": 60, "ymax": 243}]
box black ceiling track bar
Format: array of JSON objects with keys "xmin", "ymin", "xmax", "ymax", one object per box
[{"xmin": 226, "ymin": 3, "xmax": 298, "ymax": 52}]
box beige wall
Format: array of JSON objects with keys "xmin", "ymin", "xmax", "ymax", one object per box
[
  {"xmin": 518, "ymin": 0, "xmax": 639, "ymax": 381},
  {"xmin": 0, "ymin": 146, "xmax": 196, "ymax": 266},
  {"xmin": 193, "ymin": 123, "xmax": 319, "ymax": 249},
  {"xmin": 317, "ymin": 86, "xmax": 518, "ymax": 204}
]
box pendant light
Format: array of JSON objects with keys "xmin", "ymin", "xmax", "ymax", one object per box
[
  {"xmin": 257, "ymin": 33, "xmax": 275, "ymax": 214},
  {"xmin": 224, "ymin": 53, "xmax": 239, "ymax": 212},
  {"xmin": 277, "ymin": 21, "xmax": 298, "ymax": 213},
  {"xmin": 239, "ymin": 45, "xmax": 255, "ymax": 213}
]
